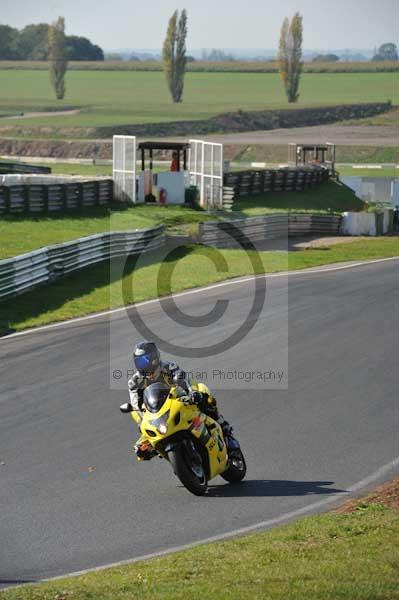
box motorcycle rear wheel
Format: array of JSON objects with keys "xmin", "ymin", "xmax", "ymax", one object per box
[
  {"xmin": 221, "ymin": 449, "xmax": 247, "ymax": 483},
  {"xmin": 169, "ymin": 446, "xmax": 208, "ymax": 496}
]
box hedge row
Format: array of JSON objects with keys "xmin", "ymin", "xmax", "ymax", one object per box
[{"xmin": 1, "ymin": 60, "xmax": 399, "ymax": 73}]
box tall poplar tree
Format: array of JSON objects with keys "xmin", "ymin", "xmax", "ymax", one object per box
[
  {"xmin": 163, "ymin": 9, "xmax": 188, "ymax": 103},
  {"xmin": 48, "ymin": 16, "xmax": 68, "ymax": 100},
  {"xmin": 278, "ymin": 12, "xmax": 303, "ymax": 103}
]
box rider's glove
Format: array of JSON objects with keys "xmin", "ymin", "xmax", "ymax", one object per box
[
  {"xmin": 190, "ymin": 391, "xmax": 203, "ymax": 405},
  {"xmin": 128, "ymin": 372, "xmax": 143, "ymax": 390},
  {"xmin": 129, "ymin": 390, "xmax": 141, "ymax": 411}
]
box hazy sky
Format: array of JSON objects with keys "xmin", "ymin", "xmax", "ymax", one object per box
[{"xmin": 2, "ymin": 0, "xmax": 399, "ymax": 50}]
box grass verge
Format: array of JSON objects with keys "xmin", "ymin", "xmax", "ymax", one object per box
[
  {"xmin": 0, "ymin": 205, "xmax": 215, "ymax": 260},
  {"xmin": 2, "ymin": 238, "xmax": 399, "ymax": 336},
  {"xmin": 1, "ymin": 479, "xmax": 398, "ymax": 600}
]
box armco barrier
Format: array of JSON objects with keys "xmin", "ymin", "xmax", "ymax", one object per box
[
  {"xmin": 0, "ymin": 225, "xmax": 165, "ymax": 302},
  {"xmin": 0, "ymin": 179, "xmax": 114, "ymax": 214},
  {"xmin": 198, "ymin": 214, "xmax": 342, "ymax": 247}
]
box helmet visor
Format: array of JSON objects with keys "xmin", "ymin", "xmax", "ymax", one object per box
[{"xmin": 134, "ymin": 354, "xmax": 153, "ymax": 371}]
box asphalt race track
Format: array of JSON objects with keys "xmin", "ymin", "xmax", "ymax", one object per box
[{"xmin": 1, "ymin": 260, "xmax": 398, "ymax": 586}]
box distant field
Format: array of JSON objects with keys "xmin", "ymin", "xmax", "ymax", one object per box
[{"xmin": 0, "ymin": 70, "xmax": 397, "ymax": 130}]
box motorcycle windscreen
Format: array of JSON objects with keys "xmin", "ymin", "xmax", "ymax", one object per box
[{"xmin": 143, "ymin": 382, "xmax": 170, "ymax": 413}]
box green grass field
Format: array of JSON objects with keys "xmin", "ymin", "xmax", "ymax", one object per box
[{"xmin": 0, "ymin": 70, "xmax": 397, "ymax": 129}]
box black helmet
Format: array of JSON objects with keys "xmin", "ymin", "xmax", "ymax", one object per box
[
  {"xmin": 133, "ymin": 341, "xmax": 160, "ymax": 377},
  {"xmin": 143, "ymin": 382, "xmax": 170, "ymax": 413}
]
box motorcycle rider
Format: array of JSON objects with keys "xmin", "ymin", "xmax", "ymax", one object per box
[{"xmin": 127, "ymin": 341, "xmax": 240, "ymax": 460}]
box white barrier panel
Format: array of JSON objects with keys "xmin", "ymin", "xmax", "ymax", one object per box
[
  {"xmin": 189, "ymin": 139, "xmax": 223, "ymax": 210},
  {"xmin": 341, "ymin": 209, "xmax": 393, "ymax": 236},
  {"xmin": 113, "ymin": 135, "xmax": 136, "ymax": 203},
  {"xmin": 341, "ymin": 212, "xmax": 377, "ymax": 236}
]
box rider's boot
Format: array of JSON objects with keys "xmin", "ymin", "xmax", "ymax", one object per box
[
  {"xmin": 217, "ymin": 415, "xmax": 241, "ymax": 455},
  {"xmin": 134, "ymin": 440, "xmax": 157, "ymax": 461}
]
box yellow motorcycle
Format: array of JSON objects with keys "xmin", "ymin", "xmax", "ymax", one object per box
[{"xmin": 120, "ymin": 382, "xmax": 246, "ymax": 496}]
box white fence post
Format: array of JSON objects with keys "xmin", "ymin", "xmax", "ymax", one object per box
[{"xmin": 113, "ymin": 135, "xmax": 136, "ymax": 203}]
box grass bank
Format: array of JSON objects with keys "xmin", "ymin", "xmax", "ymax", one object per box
[
  {"xmin": 232, "ymin": 180, "xmax": 363, "ymax": 216},
  {"xmin": 1, "ymin": 479, "xmax": 398, "ymax": 600},
  {"xmin": 2, "ymin": 238, "xmax": 399, "ymax": 336}
]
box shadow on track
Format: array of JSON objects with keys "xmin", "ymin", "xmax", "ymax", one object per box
[{"xmin": 206, "ymin": 479, "xmax": 346, "ymax": 498}]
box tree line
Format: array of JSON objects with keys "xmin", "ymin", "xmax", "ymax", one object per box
[
  {"xmin": 0, "ymin": 22, "xmax": 103, "ymax": 61},
  {"xmin": 31, "ymin": 11, "xmax": 304, "ymax": 104}
]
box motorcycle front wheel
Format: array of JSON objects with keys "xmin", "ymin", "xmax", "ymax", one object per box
[{"xmin": 169, "ymin": 444, "xmax": 208, "ymax": 496}]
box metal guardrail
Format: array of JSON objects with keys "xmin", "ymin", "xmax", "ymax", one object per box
[
  {"xmin": 289, "ymin": 214, "xmax": 342, "ymax": 236},
  {"xmin": 198, "ymin": 214, "xmax": 342, "ymax": 247},
  {"xmin": 0, "ymin": 225, "xmax": 166, "ymax": 302}
]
